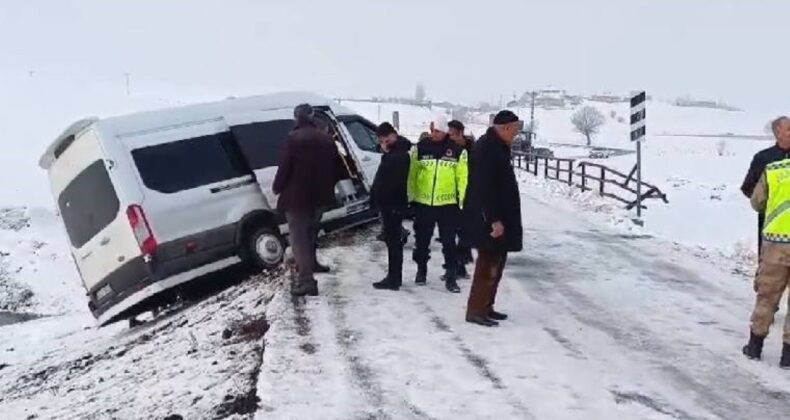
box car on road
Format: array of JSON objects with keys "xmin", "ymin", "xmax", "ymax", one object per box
[{"xmin": 39, "ymin": 92, "xmax": 382, "ymax": 325}]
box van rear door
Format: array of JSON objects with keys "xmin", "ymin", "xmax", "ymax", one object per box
[
  {"xmin": 223, "ymin": 110, "xmax": 295, "ymax": 210},
  {"xmin": 47, "ymin": 128, "xmax": 141, "ymax": 296}
]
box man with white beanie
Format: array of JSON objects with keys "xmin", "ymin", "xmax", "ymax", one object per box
[{"xmin": 407, "ymin": 113, "xmax": 469, "ymax": 293}]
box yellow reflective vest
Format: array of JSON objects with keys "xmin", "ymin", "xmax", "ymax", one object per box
[
  {"xmin": 407, "ymin": 138, "xmax": 468, "ymax": 207},
  {"xmin": 764, "ymin": 159, "xmax": 790, "ymax": 242}
]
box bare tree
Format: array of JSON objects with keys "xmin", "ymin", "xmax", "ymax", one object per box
[
  {"xmin": 415, "ymin": 83, "xmax": 426, "ymax": 104},
  {"xmin": 571, "ymin": 106, "xmax": 605, "ymax": 146}
]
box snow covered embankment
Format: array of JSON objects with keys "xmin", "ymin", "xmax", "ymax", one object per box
[{"xmin": 0, "ymin": 267, "xmax": 280, "ymax": 420}]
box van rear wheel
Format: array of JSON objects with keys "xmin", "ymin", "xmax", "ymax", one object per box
[{"xmin": 244, "ymin": 226, "xmax": 286, "ymax": 270}]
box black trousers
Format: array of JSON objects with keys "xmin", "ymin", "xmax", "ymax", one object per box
[
  {"xmin": 413, "ymin": 204, "xmax": 458, "ymax": 272},
  {"xmin": 456, "ymin": 208, "xmax": 472, "ymax": 263},
  {"xmin": 381, "ymin": 208, "xmax": 405, "ymax": 284}
]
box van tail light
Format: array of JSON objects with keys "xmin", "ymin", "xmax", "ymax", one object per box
[{"xmin": 126, "ymin": 204, "xmax": 158, "ymax": 257}]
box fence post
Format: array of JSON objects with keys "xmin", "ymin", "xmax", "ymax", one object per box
[
  {"xmin": 581, "ymin": 164, "xmax": 587, "ymax": 191},
  {"xmin": 392, "ymin": 111, "xmax": 400, "ymax": 130},
  {"xmin": 599, "ymin": 166, "xmax": 605, "ymax": 196},
  {"xmin": 533, "ymin": 156, "xmax": 538, "ymax": 175},
  {"xmin": 567, "ymin": 161, "xmax": 573, "ymax": 185},
  {"xmin": 544, "ymin": 158, "xmax": 549, "ymax": 178}
]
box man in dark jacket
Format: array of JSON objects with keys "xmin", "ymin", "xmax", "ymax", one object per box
[
  {"xmin": 741, "ymin": 116, "xmax": 790, "ymax": 253},
  {"xmin": 448, "ymin": 120, "xmax": 475, "ymax": 277},
  {"xmin": 273, "ymin": 104, "xmax": 343, "ymax": 296},
  {"xmin": 465, "ymin": 110, "xmax": 523, "ymax": 327},
  {"xmin": 370, "ymin": 123, "xmax": 411, "ymax": 290}
]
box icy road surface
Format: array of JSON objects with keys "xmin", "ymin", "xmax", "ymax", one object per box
[{"xmin": 257, "ymin": 193, "xmax": 790, "ymax": 420}]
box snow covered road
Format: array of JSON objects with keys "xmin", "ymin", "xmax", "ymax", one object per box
[
  {"xmin": 256, "ymin": 193, "xmax": 790, "ymax": 420},
  {"xmin": 2, "ymin": 190, "xmax": 789, "ymax": 419}
]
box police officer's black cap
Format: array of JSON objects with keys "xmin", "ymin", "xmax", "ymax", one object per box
[
  {"xmin": 448, "ymin": 120, "xmax": 465, "ymax": 131},
  {"xmin": 493, "ymin": 110, "xmax": 519, "ymax": 125}
]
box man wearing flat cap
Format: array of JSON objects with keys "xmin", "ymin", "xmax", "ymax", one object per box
[{"xmin": 464, "ymin": 110, "xmax": 524, "ymax": 327}]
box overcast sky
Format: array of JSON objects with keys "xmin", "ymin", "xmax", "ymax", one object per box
[{"xmin": 1, "ymin": 0, "xmax": 788, "ymax": 111}]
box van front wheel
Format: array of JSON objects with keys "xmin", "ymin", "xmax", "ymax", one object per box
[{"xmin": 243, "ymin": 226, "xmax": 286, "ymax": 270}]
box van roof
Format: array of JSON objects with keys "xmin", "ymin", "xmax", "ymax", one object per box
[{"xmin": 40, "ymin": 91, "xmax": 355, "ymax": 169}]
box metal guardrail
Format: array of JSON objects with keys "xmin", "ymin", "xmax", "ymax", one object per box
[{"xmin": 513, "ymin": 152, "xmax": 668, "ymax": 210}]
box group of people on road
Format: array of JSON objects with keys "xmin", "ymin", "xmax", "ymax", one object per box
[
  {"xmin": 273, "ymin": 103, "xmax": 523, "ymax": 327},
  {"xmin": 741, "ymin": 115, "xmax": 790, "ymax": 368},
  {"xmin": 370, "ymin": 111, "xmax": 523, "ymax": 327}
]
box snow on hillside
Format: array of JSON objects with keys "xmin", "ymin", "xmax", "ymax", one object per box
[{"xmin": 520, "ymin": 100, "xmax": 771, "ymax": 148}]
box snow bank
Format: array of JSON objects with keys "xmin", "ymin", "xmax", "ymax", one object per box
[{"xmin": 0, "ymin": 270, "xmax": 279, "ymax": 420}]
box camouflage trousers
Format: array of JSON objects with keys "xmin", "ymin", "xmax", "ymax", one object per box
[{"xmin": 750, "ymin": 261, "xmax": 790, "ymax": 344}]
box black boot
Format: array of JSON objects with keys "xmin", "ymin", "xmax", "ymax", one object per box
[
  {"xmin": 457, "ymin": 264, "xmax": 469, "ymax": 279},
  {"xmin": 292, "ymin": 279, "xmax": 319, "ymax": 297},
  {"xmin": 742, "ymin": 331, "xmax": 765, "ymax": 360},
  {"xmin": 466, "ymin": 315, "xmax": 498, "ymax": 327},
  {"xmin": 489, "ymin": 310, "xmax": 508, "ymax": 321},
  {"xmin": 415, "ymin": 264, "xmax": 427, "ymax": 285},
  {"xmin": 781, "ymin": 343, "xmax": 790, "ymax": 369},
  {"xmin": 313, "ymin": 262, "xmax": 331, "ymax": 274},
  {"xmin": 373, "ymin": 277, "xmax": 401, "ymax": 291},
  {"xmin": 443, "ymin": 271, "xmax": 461, "ymax": 293},
  {"xmin": 400, "ymin": 230, "xmax": 410, "ymax": 245}
]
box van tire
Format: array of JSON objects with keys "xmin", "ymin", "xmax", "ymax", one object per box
[{"xmin": 242, "ymin": 226, "xmax": 286, "ymax": 270}]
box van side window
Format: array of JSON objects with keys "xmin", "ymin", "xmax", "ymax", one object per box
[
  {"xmin": 344, "ymin": 121, "xmax": 380, "ymax": 153},
  {"xmin": 132, "ymin": 132, "xmax": 247, "ymax": 194},
  {"xmin": 229, "ymin": 119, "xmax": 293, "ymax": 169},
  {"xmin": 58, "ymin": 160, "xmax": 120, "ymax": 248}
]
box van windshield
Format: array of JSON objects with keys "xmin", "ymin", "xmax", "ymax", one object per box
[{"xmin": 58, "ymin": 160, "xmax": 120, "ymax": 248}]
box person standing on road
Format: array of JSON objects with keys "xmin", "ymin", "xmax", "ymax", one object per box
[
  {"xmin": 408, "ymin": 115, "xmax": 469, "ymax": 293},
  {"xmin": 743, "ymin": 151, "xmax": 790, "ymax": 368},
  {"xmin": 370, "ymin": 122, "xmax": 411, "ymax": 291},
  {"xmin": 741, "ymin": 116, "xmax": 790, "ymax": 254},
  {"xmin": 448, "ymin": 120, "xmax": 475, "ymax": 278},
  {"xmin": 464, "ymin": 110, "xmax": 523, "ymax": 327},
  {"xmin": 273, "ymin": 104, "xmax": 342, "ymax": 296}
]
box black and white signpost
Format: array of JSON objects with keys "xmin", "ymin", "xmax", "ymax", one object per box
[{"xmin": 630, "ymin": 91, "xmax": 647, "ymax": 220}]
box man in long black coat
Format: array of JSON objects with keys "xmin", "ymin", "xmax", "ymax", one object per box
[{"xmin": 464, "ymin": 110, "xmax": 524, "ymax": 327}]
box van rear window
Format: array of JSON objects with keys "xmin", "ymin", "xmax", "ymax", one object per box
[{"xmin": 58, "ymin": 160, "xmax": 120, "ymax": 248}]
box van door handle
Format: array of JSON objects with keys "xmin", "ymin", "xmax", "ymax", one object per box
[
  {"xmin": 362, "ymin": 156, "xmax": 372, "ymax": 162},
  {"xmin": 100, "ymin": 237, "xmax": 111, "ymax": 246}
]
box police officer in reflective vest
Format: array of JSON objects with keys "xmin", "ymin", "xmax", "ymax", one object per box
[
  {"xmin": 408, "ymin": 114, "xmax": 469, "ymax": 293},
  {"xmin": 744, "ymin": 151, "xmax": 790, "ymax": 368}
]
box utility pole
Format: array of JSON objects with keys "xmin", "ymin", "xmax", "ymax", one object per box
[{"xmin": 529, "ymin": 91, "xmax": 536, "ymax": 145}]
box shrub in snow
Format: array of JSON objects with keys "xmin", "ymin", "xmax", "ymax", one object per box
[{"xmin": 716, "ymin": 140, "xmax": 727, "ymax": 156}]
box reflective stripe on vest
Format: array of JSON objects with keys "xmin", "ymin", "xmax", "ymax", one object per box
[{"xmin": 763, "ymin": 159, "xmax": 790, "ymax": 243}]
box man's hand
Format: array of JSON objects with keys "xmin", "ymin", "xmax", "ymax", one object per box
[{"xmin": 491, "ymin": 221, "xmax": 505, "ymax": 238}]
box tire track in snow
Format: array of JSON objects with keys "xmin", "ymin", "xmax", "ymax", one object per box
[
  {"xmin": 510, "ymin": 221, "xmax": 790, "ymax": 419},
  {"xmin": 322, "ymin": 273, "xmax": 432, "ymax": 420},
  {"xmin": 403, "ymin": 288, "xmax": 536, "ymax": 419}
]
